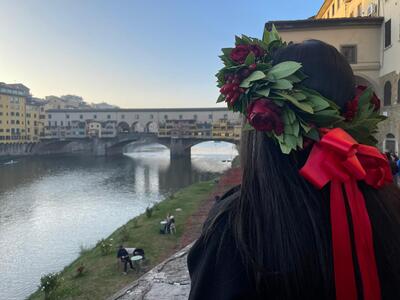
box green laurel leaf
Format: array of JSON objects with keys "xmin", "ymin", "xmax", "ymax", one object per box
[
  {"xmin": 245, "ymin": 52, "xmax": 256, "ymax": 66},
  {"xmin": 243, "ymin": 123, "xmax": 255, "ymax": 131},
  {"xmin": 271, "ymin": 79, "xmax": 293, "ymax": 90},
  {"xmin": 266, "ymin": 61, "xmax": 302, "ymax": 81},
  {"xmin": 306, "ymin": 95, "xmax": 331, "ymax": 112},
  {"xmin": 256, "ymin": 88, "xmax": 270, "ymax": 97},
  {"xmin": 274, "ymin": 91, "xmax": 314, "ymax": 114},
  {"xmin": 305, "ymin": 128, "xmax": 320, "ymax": 141},
  {"xmin": 221, "ymin": 48, "xmax": 233, "ymax": 57},
  {"xmin": 240, "ymin": 71, "xmax": 266, "ymax": 88},
  {"xmin": 217, "ymin": 94, "xmax": 225, "ymax": 103}
]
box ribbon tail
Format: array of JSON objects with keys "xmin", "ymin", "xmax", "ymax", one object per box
[
  {"xmin": 330, "ymin": 180, "xmax": 358, "ymax": 300},
  {"xmin": 344, "ymin": 180, "xmax": 381, "ymax": 300}
]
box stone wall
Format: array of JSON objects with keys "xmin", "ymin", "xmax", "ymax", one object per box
[
  {"xmin": 379, "ymin": 71, "xmax": 400, "ymax": 153},
  {"xmin": 109, "ymin": 243, "xmax": 193, "ymax": 300}
]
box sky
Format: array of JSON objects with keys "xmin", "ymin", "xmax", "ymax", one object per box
[{"xmin": 0, "ymin": 1, "xmax": 322, "ymax": 108}]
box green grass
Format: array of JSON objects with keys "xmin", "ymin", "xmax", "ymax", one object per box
[
  {"xmin": 231, "ymin": 155, "xmax": 240, "ymax": 168},
  {"xmin": 28, "ymin": 180, "xmax": 216, "ymax": 300}
]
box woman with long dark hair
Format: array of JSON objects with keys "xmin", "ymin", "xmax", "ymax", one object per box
[{"xmin": 187, "ymin": 34, "xmax": 400, "ymax": 299}]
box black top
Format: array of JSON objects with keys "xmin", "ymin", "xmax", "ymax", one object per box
[
  {"xmin": 117, "ymin": 248, "xmax": 129, "ymax": 259},
  {"xmin": 187, "ymin": 185, "xmax": 400, "ymax": 300},
  {"xmin": 187, "ymin": 186, "xmax": 258, "ymax": 300}
]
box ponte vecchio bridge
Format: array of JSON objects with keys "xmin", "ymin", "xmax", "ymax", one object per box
[{"xmin": 39, "ymin": 107, "xmax": 241, "ymax": 157}]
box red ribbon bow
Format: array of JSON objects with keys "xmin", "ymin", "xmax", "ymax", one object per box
[{"xmin": 300, "ymin": 128, "xmax": 392, "ymax": 300}]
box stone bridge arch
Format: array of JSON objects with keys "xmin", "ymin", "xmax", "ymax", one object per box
[
  {"xmin": 167, "ymin": 137, "xmax": 239, "ymax": 158},
  {"xmin": 146, "ymin": 121, "xmax": 158, "ymax": 133},
  {"xmin": 131, "ymin": 121, "xmax": 144, "ymax": 133},
  {"xmin": 117, "ymin": 121, "xmax": 130, "ymax": 133}
]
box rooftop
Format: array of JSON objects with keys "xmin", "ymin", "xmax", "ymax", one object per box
[
  {"xmin": 46, "ymin": 107, "xmax": 230, "ymax": 113},
  {"xmin": 266, "ymin": 17, "xmax": 384, "ymax": 31}
]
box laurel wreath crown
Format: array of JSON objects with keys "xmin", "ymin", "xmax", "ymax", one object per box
[{"xmin": 216, "ymin": 26, "xmax": 385, "ymax": 154}]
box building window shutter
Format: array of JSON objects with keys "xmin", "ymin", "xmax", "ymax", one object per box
[
  {"xmin": 385, "ymin": 19, "xmax": 392, "ymax": 48},
  {"xmin": 397, "ymin": 80, "xmax": 400, "ymax": 103}
]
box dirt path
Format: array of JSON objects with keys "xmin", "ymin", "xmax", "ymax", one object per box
[{"xmin": 178, "ymin": 167, "xmax": 242, "ymax": 249}]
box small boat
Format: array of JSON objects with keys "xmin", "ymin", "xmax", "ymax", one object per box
[{"xmin": 4, "ymin": 160, "xmax": 17, "ymax": 165}]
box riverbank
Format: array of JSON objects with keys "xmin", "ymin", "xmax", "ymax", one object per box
[{"xmin": 28, "ymin": 167, "xmax": 241, "ymax": 300}]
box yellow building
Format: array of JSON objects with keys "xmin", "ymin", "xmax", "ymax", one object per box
[
  {"xmin": 317, "ymin": 0, "xmax": 378, "ymax": 19},
  {"xmin": 212, "ymin": 119, "xmax": 241, "ymax": 140},
  {"xmin": 0, "ymin": 83, "xmax": 30, "ymax": 144},
  {"xmin": 26, "ymin": 98, "xmax": 45, "ymax": 142}
]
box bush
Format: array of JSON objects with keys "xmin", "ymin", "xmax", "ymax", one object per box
[
  {"xmin": 79, "ymin": 245, "xmax": 91, "ymax": 256},
  {"xmin": 39, "ymin": 272, "xmax": 62, "ymax": 299},
  {"xmin": 98, "ymin": 238, "xmax": 113, "ymax": 256},
  {"xmin": 120, "ymin": 225, "xmax": 130, "ymax": 242},
  {"xmin": 145, "ymin": 206, "xmax": 153, "ymax": 218}
]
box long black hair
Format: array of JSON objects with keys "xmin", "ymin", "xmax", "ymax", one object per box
[{"xmin": 209, "ymin": 40, "xmax": 400, "ymax": 299}]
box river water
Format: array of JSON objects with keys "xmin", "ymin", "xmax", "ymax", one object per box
[{"xmin": 0, "ymin": 142, "xmax": 238, "ymax": 300}]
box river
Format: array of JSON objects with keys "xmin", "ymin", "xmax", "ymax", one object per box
[{"xmin": 0, "ymin": 142, "xmax": 238, "ymax": 300}]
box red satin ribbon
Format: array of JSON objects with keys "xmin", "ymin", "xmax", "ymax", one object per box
[{"xmin": 300, "ymin": 128, "xmax": 392, "ymax": 300}]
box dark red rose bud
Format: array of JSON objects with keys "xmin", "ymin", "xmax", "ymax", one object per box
[
  {"xmin": 230, "ymin": 45, "xmax": 250, "ymax": 64},
  {"xmin": 230, "ymin": 93, "xmax": 240, "ymax": 105},
  {"xmin": 230, "ymin": 44, "xmax": 265, "ymax": 65},
  {"xmin": 226, "ymin": 92, "xmax": 234, "ymax": 100},
  {"xmin": 247, "ymin": 98, "xmax": 284, "ymax": 135},
  {"xmin": 356, "ymin": 85, "xmax": 381, "ymax": 112},
  {"xmin": 249, "ymin": 44, "xmax": 265, "ymax": 58},
  {"xmin": 344, "ymin": 85, "xmax": 381, "ymax": 121},
  {"xmin": 249, "ymin": 63, "xmax": 257, "ymax": 71}
]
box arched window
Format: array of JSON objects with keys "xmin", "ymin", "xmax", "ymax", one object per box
[
  {"xmin": 384, "ymin": 81, "xmax": 392, "ymax": 106},
  {"xmin": 385, "ymin": 133, "xmax": 397, "ymax": 154},
  {"xmin": 397, "ymin": 79, "xmax": 400, "ymax": 103}
]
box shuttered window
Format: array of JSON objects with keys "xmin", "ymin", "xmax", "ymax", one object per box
[
  {"xmin": 340, "ymin": 45, "xmax": 357, "ymax": 64},
  {"xmin": 385, "ymin": 19, "xmax": 392, "ymax": 48}
]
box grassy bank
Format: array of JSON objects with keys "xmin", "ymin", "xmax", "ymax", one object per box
[{"xmin": 28, "ymin": 180, "xmax": 216, "ymax": 300}]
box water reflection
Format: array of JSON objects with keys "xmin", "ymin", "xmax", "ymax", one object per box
[{"xmin": 0, "ymin": 142, "xmax": 237, "ymax": 300}]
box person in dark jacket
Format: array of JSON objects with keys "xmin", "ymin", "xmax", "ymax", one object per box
[
  {"xmin": 188, "ymin": 39, "xmax": 400, "ymax": 299},
  {"xmin": 117, "ymin": 245, "xmax": 133, "ymax": 274}
]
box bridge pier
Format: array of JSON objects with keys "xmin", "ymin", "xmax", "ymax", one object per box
[{"xmin": 169, "ymin": 138, "xmax": 191, "ymax": 159}]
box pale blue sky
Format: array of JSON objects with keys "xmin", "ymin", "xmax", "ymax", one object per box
[{"xmin": 0, "ymin": 1, "xmax": 322, "ymax": 108}]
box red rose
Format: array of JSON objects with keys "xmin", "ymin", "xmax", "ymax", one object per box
[
  {"xmin": 249, "ymin": 44, "xmax": 264, "ymax": 58},
  {"xmin": 356, "ymin": 85, "xmax": 380, "ymax": 112},
  {"xmin": 344, "ymin": 85, "xmax": 381, "ymax": 121},
  {"xmin": 247, "ymin": 98, "xmax": 284, "ymax": 135},
  {"xmin": 344, "ymin": 98, "xmax": 359, "ymax": 121},
  {"xmin": 230, "ymin": 45, "xmax": 250, "ymax": 64},
  {"xmin": 230, "ymin": 44, "xmax": 265, "ymax": 64}
]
